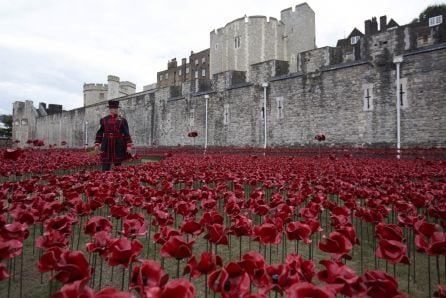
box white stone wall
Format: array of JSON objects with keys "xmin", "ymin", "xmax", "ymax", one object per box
[{"xmin": 83, "ymin": 84, "xmax": 108, "ymax": 107}]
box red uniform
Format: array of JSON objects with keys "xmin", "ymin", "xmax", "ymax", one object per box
[{"xmin": 95, "ymin": 114, "xmax": 132, "ymax": 167}]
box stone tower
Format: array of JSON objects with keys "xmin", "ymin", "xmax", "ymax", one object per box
[
  {"xmin": 83, "ymin": 75, "xmax": 136, "ymax": 107},
  {"xmin": 280, "ymin": 3, "xmax": 316, "ymax": 73}
]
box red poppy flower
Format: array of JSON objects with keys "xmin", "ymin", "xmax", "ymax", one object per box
[
  {"xmin": 180, "ymin": 220, "xmax": 203, "ymax": 236},
  {"xmin": 209, "ymin": 262, "xmax": 251, "ymax": 298},
  {"xmin": 239, "ymin": 251, "xmax": 267, "ymax": 287},
  {"xmin": 253, "ymin": 223, "xmax": 281, "ymax": 245},
  {"xmin": 318, "ymin": 232, "xmax": 352, "ymax": 261},
  {"xmin": 183, "ymin": 252, "xmax": 222, "ymax": 277},
  {"xmin": 84, "ymin": 216, "xmax": 113, "ymax": 236},
  {"xmin": 4, "ymin": 148, "xmax": 22, "ymax": 161},
  {"xmin": 0, "ymin": 222, "xmax": 29, "ymax": 241},
  {"xmin": 337, "ymin": 224, "xmax": 359, "ymax": 245},
  {"xmin": 110, "ymin": 205, "xmax": 131, "ymax": 218},
  {"xmin": 153, "ymin": 226, "xmax": 180, "ymax": 245},
  {"xmin": 226, "ymin": 215, "xmax": 252, "ymax": 237},
  {"xmin": 375, "ymin": 223, "xmax": 403, "ymax": 242},
  {"xmin": 160, "ymin": 278, "xmax": 195, "ymax": 298},
  {"xmin": 199, "ymin": 211, "xmax": 224, "ymax": 226},
  {"xmin": 0, "ymin": 239, "xmax": 23, "ymax": 260},
  {"xmin": 52, "ymin": 250, "xmax": 92, "ymax": 284},
  {"xmin": 285, "ymin": 253, "xmax": 315, "ymax": 283},
  {"xmin": 434, "ymin": 285, "xmax": 446, "ymax": 298},
  {"xmin": 130, "ymin": 260, "xmax": 169, "ymax": 296},
  {"xmin": 284, "ymin": 282, "xmax": 337, "ymax": 298},
  {"xmin": 60, "ymin": 141, "xmax": 67, "ymax": 146},
  {"xmin": 108, "ymin": 238, "xmax": 143, "ymax": 268},
  {"xmin": 86, "ymin": 231, "xmax": 112, "ymax": 257},
  {"xmin": 375, "ymin": 239, "xmax": 409, "ymax": 265},
  {"xmin": 160, "ymin": 235, "xmax": 194, "ymax": 260},
  {"xmin": 314, "ymin": 134, "xmax": 326, "ymax": 142},
  {"xmin": 45, "ymin": 215, "xmax": 76, "ymax": 236},
  {"xmin": 121, "ymin": 216, "xmax": 148, "ymax": 238},
  {"xmin": 286, "ymin": 221, "xmax": 312, "ymax": 244},
  {"xmin": 264, "ymin": 264, "xmax": 290, "ymax": 294},
  {"xmin": 36, "ymin": 230, "xmax": 69, "ymax": 249},
  {"xmin": 37, "ymin": 246, "xmax": 64, "ymax": 272},
  {"xmin": 362, "ymin": 270, "xmax": 401, "ymax": 298},
  {"xmin": 187, "ymin": 131, "xmax": 198, "ymax": 137},
  {"xmin": 95, "ymin": 288, "xmax": 135, "ymax": 298},
  {"xmin": 204, "ymin": 223, "xmax": 229, "ymax": 245},
  {"xmin": 317, "ymin": 260, "xmax": 366, "ymax": 297},
  {"xmin": 0, "ymin": 263, "xmax": 10, "ymax": 281},
  {"xmin": 52, "ymin": 279, "xmax": 94, "ymax": 298}
]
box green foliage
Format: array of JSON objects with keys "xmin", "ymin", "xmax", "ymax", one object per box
[
  {"xmin": 0, "ymin": 114, "xmax": 12, "ymax": 137},
  {"xmin": 419, "ymin": 4, "xmax": 446, "ymax": 22}
]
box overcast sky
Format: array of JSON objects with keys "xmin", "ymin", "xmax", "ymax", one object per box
[{"xmin": 0, "ymin": 0, "xmax": 442, "ymax": 115}]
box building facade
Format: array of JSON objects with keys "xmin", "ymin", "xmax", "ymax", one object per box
[{"xmin": 83, "ymin": 75, "xmax": 136, "ymax": 107}]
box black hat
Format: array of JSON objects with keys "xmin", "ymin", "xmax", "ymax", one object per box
[{"xmin": 107, "ymin": 100, "xmax": 120, "ymax": 108}]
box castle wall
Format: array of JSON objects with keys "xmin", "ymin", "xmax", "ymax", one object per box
[{"xmin": 13, "ymin": 42, "xmax": 446, "ymax": 149}]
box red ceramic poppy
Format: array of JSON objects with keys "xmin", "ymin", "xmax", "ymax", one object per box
[
  {"xmin": 317, "ymin": 260, "xmax": 366, "ymax": 297},
  {"xmin": 130, "ymin": 259, "xmax": 169, "ymax": 296},
  {"xmin": 121, "ymin": 216, "xmax": 148, "ymax": 238},
  {"xmin": 180, "ymin": 220, "xmax": 203, "ymax": 236},
  {"xmin": 84, "ymin": 216, "xmax": 113, "ymax": 236},
  {"xmin": 285, "ymin": 253, "xmax": 315, "ymax": 283},
  {"xmin": 107, "ymin": 238, "xmax": 143, "ymax": 268},
  {"xmin": 36, "ymin": 230, "xmax": 69, "ymax": 249},
  {"xmin": 52, "ymin": 250, "xmax": 92, "ymax": 284},
  {"xmin": 0, "ymin": 240, "xmax": 23, "ymax": 260},
  {"xmin": 253, "ymin": 223, "xmax": 281, "ymax": 245},
  {"xmin": 318, "ymin": 232, "xmax": 352, "ymax": 261},
  {"xmin": 4, "ymin": 148, "xmax": 22, "ymax": 161},
  {"xmin": 284, "ymin": 281, "xmax": 337, "ymax": 298},
  {"xmin": 286, "ymin": 221, "xmax": 312, "ymax": 244},
  {"xmin": 209, "ymin": 262, "xmax": 251, "ymax": 298},
  {"xmin": 184, "ymin": 252, "xmax": 222, "ymax": 277},
  {"xmin": 375, "ymin": 223, "xmax": 404, "ymax": 242},
  {"xmin": 94, "ymin": 288, "xmax": 135, "ymax": 298},
  {"xmin": 0, "ymin": 222, "xmax": 29, "ymax": 241},
  {"xmin": 52, "ymin": 279, "xmax": 94, "ymax": 298},
  {"xmin": 160, "ymin": 278, "xmax": 195, "ymax": 298},
  {"xmin": 86, "ymin": 231, "xmax": 112, "ymax": 257},
  {"xmin": 153, "ymin": 226, "xmax": 180, "ymax": 245},
  {"xmin": 204, "ymin": 223, "xmax": 229, "ymax": 245},
  {"xmin": 37, "ymin": 246, "xmax": 64, "ymax": 272},
  {"xmin": 362, "ymin": 270, "xmax": 401, "ymax": 298},
  {"xmin": 160, "ymin": 235, "xmax": 194, "ymax": 260},
  {"xmin": 375, "ymin": 239, "xmax": 410, "ymax": 265},
  {"xmin": 45, "ymin": 215, "xmax": 76, "ymax": 237}
]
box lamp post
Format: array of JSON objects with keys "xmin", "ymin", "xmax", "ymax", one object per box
[
  {"xmin": 393, "ymin": 55, "xmax": 403, "ymax": 159},
  {"xmin": 204, "ymin": 94, "xmax": 209, "ymax": 151},
  {"xmin": 261, "ymin": 82, "xmax": 269, "ymax": 149}
]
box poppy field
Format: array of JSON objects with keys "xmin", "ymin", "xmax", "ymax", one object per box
[{"xmin": 0, "ymin": 147, "xmax": 446, "ymax": 297}]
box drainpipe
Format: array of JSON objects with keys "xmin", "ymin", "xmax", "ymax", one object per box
[
  {"xmin": 204, "ymin": 94, "xmax": 209, "ymax": 151},
  {"xmin": 262, "ymin": 82, "xmax": 269, "ymax": 149},
  {"xmin": 84, "ymin": 121, "xmax": 88, "ymax": 149},
  {"xmin": 393, "ymin": 55, "xmax": 403, "ymax": 159}
]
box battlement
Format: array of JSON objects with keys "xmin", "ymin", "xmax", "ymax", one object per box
[
  {"xmin": 120, "ymin": 81, "xmax": 136, "ymax": 89},
  {"xmin": 83, "ymin": 83, "xmax": 108, "ymax": 92},
  {"xmin": 211, "ymin": 15, "xmax": 281, "ymax": 36},
  {"xmin": 280, "ymin": 2, "xmax": 313, "ymax": 17},
  {"xmin": 107, "ymin": 75, "xmax": 120, "ymax": 82}
]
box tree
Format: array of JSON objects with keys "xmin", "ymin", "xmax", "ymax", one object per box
[
  {"xmin": 0, "ymin": 114, "xmax": 12, "ymax": 138},
  {"xmin": 418, "ymin": 4, "xmax": 446, "ymax": 22}
]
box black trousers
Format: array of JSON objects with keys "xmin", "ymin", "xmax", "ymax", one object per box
[{"xmin": 101, "ymin": 163, "xmax": 121, "ymax": 171}]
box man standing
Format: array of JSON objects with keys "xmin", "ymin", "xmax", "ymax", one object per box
[{"xmin": 94, "ymin": 100, "xmax": 132, "ymax": 171}]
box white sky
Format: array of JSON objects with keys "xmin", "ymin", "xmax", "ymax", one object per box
[{"xmin": 0, "ymin": 0, "xmax": 442, "ymax": 114}]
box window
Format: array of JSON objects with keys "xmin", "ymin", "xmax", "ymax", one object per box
[
  {"xmin": 165, "ymin": 73, "xmax": 168, "ymax": 80},
  {"xmin": 15, "ymin": 120, "xmax": 20, "ymax": 126},
  {"xmin": 194, "ymin": 71, "xmax": 199, "ymax": 79},
  {"xmin": 224, "ymin": 104, "xmax": 230, "ymax": 125},
  {"xmin": 202, "ymin": 57, "xmax": 206, "ymax": 64},
  {"xmin": 159, "ymin": 74, "xmax": 163, "ymax": 81},
  {"xmin": 195, "ymin": 59, "xmax": 199, "ymax": 65},
  {"xmin": 362, "ymin": 84, "xmax": 374, "ymax": 111},
  {"xmin": 99, "ymin": 93, "xmax": 104, "ymax": 99},
  {"xmin": 178, "ymin": 69, "xmax": 182, "ymax": 76},
  {"xmin": 21, "ymin": 119, "xmax": 28, "ymax": 125},
  {"xmin": 350, "ymin": 36, "xmax": 360, "ymax": 45},
  {"xmin": 234, "ymin": 36, "xmax": 241, "ymax": 48},
  {"xmin": 215, "ymin": 43, "xmax": 218, "ymax": 50},
  {"xmin": 189, "ymin": 109, "xmax": 195, "ymax": 127},
  {"xmin": 429, "ymin": 15, "xmax": 443, "ymax": 27},
  {"xmin": 202, "ymin": 69, "xmax": 206, "ymax": 77},
  {"xmin": 186, "ymin": 67, "xmax": 189, "ymax": 74},
  {"xmin": 276, "ymin": 97, "xmax": 284, "ymax": 120}
]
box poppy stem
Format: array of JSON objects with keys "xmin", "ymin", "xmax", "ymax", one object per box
[
  {"xmin": 76, "ymin": 217, "xmax": 83, "ymax": 250},
  {"xmin": 360, "ymin": 219, "xmax": 363, "ymax": 273},
  {"xmin": 7, "ymin": 259, "xmax": 12, "ymax": 298},
  {"xmin": 177, "ymin": 259, "xmax": 180, "ymax": 278},
  {"xmin": 20, "ymin": 250, "xmax": 24, "ymax": 298},
  {"xmin": 121, "ymin": 266, "xmax": 125, "ymax": 291},
  {"xmin": 239, "ymin": 236, "xmax": 242, "ymax": 260},
  {"xmin": 98, "ymin": 257, "xmax": 103, "ymax": 290},
  {"xmin": 436, "ymin": 255, "xmax": 440, "ymax": 285},
  {"xmin": 428, "ymin": 255, "xmax": 431, "ymax": 297},
  {"xmin": 205, "ymin": 273, "xmax": 208, "ymax": 298}
]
